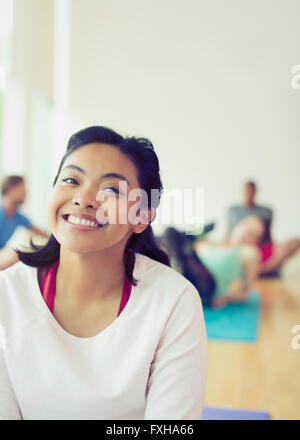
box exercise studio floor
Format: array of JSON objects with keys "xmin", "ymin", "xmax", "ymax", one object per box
[{"xmin": 204, "ymin": 253, "xmax": 300, "ymax": 420}]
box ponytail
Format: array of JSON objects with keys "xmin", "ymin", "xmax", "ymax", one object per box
[
  {"xmin": 15, "ymin": 235, "xmax": 60, "ymax": 268},
  {"xmin": 125, "ymin": 225, "xmax": 170, "ymax": 285}
]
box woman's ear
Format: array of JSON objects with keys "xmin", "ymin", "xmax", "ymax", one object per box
[{"xmin": 132, "ymin": 208, "xmax": 155, "ymax": 234}]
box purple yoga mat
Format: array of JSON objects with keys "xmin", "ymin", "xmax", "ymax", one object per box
[{"xmin": 202, "ymin": 406, "xmax": 270, "ymax": 420}]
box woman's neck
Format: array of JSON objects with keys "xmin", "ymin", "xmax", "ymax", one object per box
[{"xmin": 56, "ymin": 247, "xmax": 126, "ymax": 304}]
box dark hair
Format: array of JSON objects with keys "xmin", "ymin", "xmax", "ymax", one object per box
[
  {"xmin": 245, "ymin": 180, "xmax": 257, "ymax": 190},
  {"xmin": 1, "ymin": 175, "xmax": 24, "ymax": 196},
  {"xmin": 15, "ymin": 126, "xmax": 170, "ymax": 285}
]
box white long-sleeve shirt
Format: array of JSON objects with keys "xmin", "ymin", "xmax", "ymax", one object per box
[{"xmin": 0, "ymin": 253, "xmax": 208, "ymax": 420}]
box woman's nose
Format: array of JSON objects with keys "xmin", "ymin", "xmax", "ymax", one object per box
[{"xmin": 72, "ymin": 188, "xmax": 100, "ymax": 209}]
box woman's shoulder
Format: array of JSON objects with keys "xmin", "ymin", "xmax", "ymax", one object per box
[
  {"xmin": 133, "ymin": 254, "xmax": 204, "ymax": 322},
  {"xmin": 134, "ymin": 253, "xmax": 197, "ymax": 294},
  {"xmin": 0, "ymin": 261, "xmax": 38, "ymax": 308},
  {"xmin": 0, "ymin": 261, "xmax": 45, "ymax": 347},
  {"xmin": 0, "ymin": 260, "xmax": 34, "ymax": 282}
]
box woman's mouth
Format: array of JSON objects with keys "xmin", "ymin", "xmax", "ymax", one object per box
[{"xmin": 62, "ymin": 214, "xmax": 107, "ymax": 231}]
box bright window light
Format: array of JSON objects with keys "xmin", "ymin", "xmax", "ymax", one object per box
[
  {"xmin": 0, "ymin": 65, "xmax": 6, "ymax": 89},
  {"xmin": 0, "ymin": 0, "xmax": 13, "ymax": 40}
]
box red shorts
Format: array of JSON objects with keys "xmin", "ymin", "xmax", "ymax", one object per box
[{"xmin": 258, "ymin": 243, "xmax": 274, "ymax": 262}]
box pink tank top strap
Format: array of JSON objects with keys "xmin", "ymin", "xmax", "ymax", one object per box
[
  {"xmin": 118, "ymin": 250, "xmax": 134, "ymax": 315},
  {"xmin": 40, "ymin": 260, "xmax": 59, "ymax": 313},
  {"xmin": 40, "ymin": 251, "xmax": 135, "ymax": 316},
  {"xmin": 118, "ymin": 276, "xmax": 132, "ymax": 315}
]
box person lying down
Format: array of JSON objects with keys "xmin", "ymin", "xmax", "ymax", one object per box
[{"xmin": 159, "ymin": 227, "xmax": 260, "ymax": 309}]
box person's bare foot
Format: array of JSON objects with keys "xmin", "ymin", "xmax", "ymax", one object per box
[{"xmin": 211, "ymin": 296, "xmax": 229, "ymax": 309}]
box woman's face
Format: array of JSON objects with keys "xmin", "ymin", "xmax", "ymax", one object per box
[{"xmin": 48, "ymin": 143, "xmax": 149, "ymax": 254}]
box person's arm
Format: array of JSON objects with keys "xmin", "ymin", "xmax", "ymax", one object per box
[
  {"xmin": 0, "ymin": 248, "xmax": 19, "ymax": 271},
  {"xmin": 223, "ymin": 207, "xmax": 234, "ymax": 245},
  {"xmin": 266, "ymin": 209, "xmax": 273, "ymax": 243},
  {"xmin": 144, "ymin": 285, "xmax": 208, "ymax": 420},
  {"xmin": 17, "ymin": 213, "xmax": 48, "ymax": 241},
  {"xmin": 29, "ymin": 226, "xmax": 49, "ymax": 240}
]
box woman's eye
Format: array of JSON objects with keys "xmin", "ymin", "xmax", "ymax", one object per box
[
  {"xmin": 62, "ymin": 177, "xmax": 78, "ymax": 184},
  {"xmin": 104, "ymin": 187, "xmax": 120, "ymax": 195}
]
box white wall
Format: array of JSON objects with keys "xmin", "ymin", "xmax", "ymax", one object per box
[
  {"xmin": 1, "ymin": 0, "xmax": 54, "ymax": 226},
  {"xmin": 2, "ymin": 0, "xmax": 300, "ymax": 240},
  {"xmin": 67, "ymin": 0, "xmax": 300, "ymax": 240}
]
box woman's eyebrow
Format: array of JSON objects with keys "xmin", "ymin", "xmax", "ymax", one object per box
[{"xmin": 62, "ymin": 164, "xmax": 130, "ymax": 184}]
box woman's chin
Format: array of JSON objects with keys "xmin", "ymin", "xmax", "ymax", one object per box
[{"xmin": 60, "ymin": 243, "xmax": 105, "ymax": 254}]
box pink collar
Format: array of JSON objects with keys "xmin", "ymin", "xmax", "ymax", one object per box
[{"xmin": 40, "ymin": 253, "xmax": 134, "ymax": 315}]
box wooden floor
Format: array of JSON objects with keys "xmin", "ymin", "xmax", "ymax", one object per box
[{"xmin": 204, "ymin": 254, "xmax": 300, "ymax": 420}]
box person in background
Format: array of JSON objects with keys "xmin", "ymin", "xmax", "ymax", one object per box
[
  {"xmin": 160, "ymin": 227, "xmax": 260, "ymax": 309},
  {"xmin": 227, "ymin": 181, "xmax": 273, "ymax": 245},
  {"xmin": 227, "ymin": 180, "xmax": 300, "ymax": 275},
  {"xmin": 0, "ymin": 175, "xmax": 49, "ymax": 270}
]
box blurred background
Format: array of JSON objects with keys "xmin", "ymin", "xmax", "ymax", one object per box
[
  {"xmin": 0, "ymin": 0, "xmax": 299, "ymax": 419},
  {"xmin": 1, "ymin": 0, "xmax": 300, "ymax": 241}
]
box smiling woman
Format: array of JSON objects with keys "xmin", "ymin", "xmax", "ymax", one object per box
[{"xmin": 0, "ymin": 126, "xmax": 208, "ymax": 420}]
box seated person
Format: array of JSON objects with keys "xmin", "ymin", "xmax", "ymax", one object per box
[
  {"xmin": 0, "ymin": 175, "xmax": 49, "ymax": 270},
  {"xmin": 230, "ymin": 214, "xmax": 300, "ymax": 276},
  {"xmin": 227, "ymin": 180, "xmax": 300, "ymax": 275},
  {"xmin": 227, "ymin": 181, "xmax": 273, "ymax": 246}
]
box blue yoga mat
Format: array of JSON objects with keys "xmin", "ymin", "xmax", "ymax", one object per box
[
  {"xmin": 202, "ymin": 406, "xmax": 270, "ymax": 420},
  {"xmin": 203, "ymin": 291, "xmax": 260, "ymax": 342}
]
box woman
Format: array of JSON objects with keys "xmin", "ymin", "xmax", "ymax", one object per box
[
  {"xmin": 0, "ymin": 126, "xmax": 207, "ymax": 420},
  {"xmin": 194, "ymin": 241, "xmax": 260, "ymax": 309}
]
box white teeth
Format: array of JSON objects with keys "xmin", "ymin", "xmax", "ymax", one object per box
[{"xmin": 67, "ymin": 215, "xmax": 98, "ymax": 227}]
